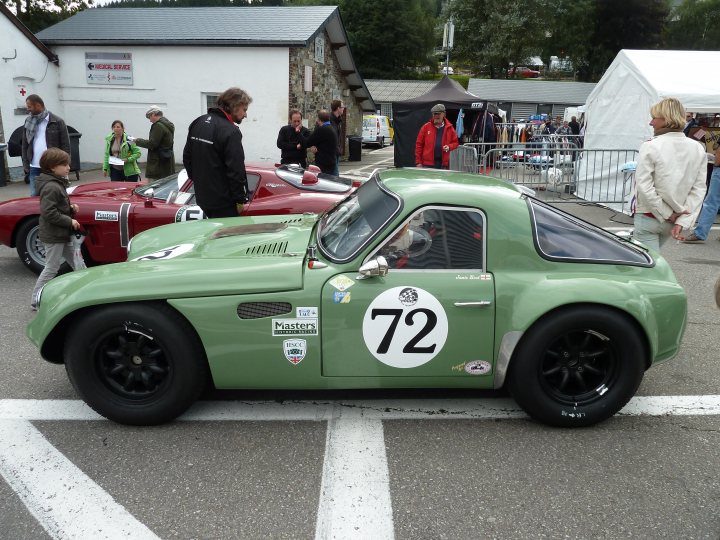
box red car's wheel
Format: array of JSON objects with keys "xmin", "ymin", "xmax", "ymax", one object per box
[{"xmin": 15, "ymin": 217, "xmax": 72, "ymax": 275}]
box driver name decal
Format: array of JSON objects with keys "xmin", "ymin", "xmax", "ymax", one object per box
[
  {"xmin": 272, "ymin": 318, "xmax": 318, "ymax": 336},
  {"xmin": 95, "ymin": 210, "xmax": 119, "ymax": 221},
  {"xmin": 362, "ymin": 287, "xmax": 448, "ymax": 368}
]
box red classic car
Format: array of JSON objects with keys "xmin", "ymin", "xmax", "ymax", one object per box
[
  {"xmin": 0, "ymin": 163, "xmax": 360, "ymax": 274},
  {"xmin": 508, "ymin": 66, "xmax": 541, "ymax": 78}
]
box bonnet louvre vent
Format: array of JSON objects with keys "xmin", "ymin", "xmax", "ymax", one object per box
[
  {"xmin": 237, "ymin": 302, "xmax": 292, "ymax": 319},
  {"xmin": 245, "ymin": 241, "xmax": 289, "ymax": 256},
  {"xmin": 282, "ymin": 217, "xmax": 304, "ymax": 225}
]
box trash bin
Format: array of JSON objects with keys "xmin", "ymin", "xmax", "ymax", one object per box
[
  {"xmin": 68, "ymin": 126, "xmax": 82, "ymax": 180},
  {"xmin": 0, "ymin": 142, "xmax": 7, "ymax": 187},
  {"xmin": 348, "ymin": 136, "xmax": 362, "ymax": 162}
]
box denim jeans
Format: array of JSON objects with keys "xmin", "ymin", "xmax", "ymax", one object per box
[
  {"xmin": 693, "ymin": 166, "xmax": 720, "ymax": 240},
  {"xmin": 28, "ymin": 166, "xmax": 41, "ymax": 197},
  {"xmin": 633, "ymin": 214, "xmax": 672, "ymax": 252}
]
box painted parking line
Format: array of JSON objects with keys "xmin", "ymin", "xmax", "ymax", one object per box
[{"xmin": 2, "ymin": 396, "xmax": 720, "ymax": 540}]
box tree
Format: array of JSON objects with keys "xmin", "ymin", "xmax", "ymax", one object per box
[
  {"xmin": 450, "ymin": 0, "xmax": 546, "ymax": 78},
  {"xmin": 665, "ymin": 0, "xmax": 720, "ymax": 50},
  {"xmin": 1, "ymin": 0, "xmax": 94, "ymax": 32}
]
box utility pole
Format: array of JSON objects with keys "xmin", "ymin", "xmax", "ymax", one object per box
[{"xmin": 442, "ymin": 18, "xmax": 454, "ymax": 73}]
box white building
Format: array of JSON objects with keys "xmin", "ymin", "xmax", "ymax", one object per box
[{"xmin": 2, "ymin": 6, "xmax": 374, "ymax": 172}]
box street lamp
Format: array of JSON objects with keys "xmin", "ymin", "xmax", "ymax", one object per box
[{"xmin": 442, "ymin": 18, "xmax": 454, "ymax": 74}]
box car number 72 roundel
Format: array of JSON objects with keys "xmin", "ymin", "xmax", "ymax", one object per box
[{"xmin": 362, "ymin": 286, "xmax": 448, "ymax": 368}]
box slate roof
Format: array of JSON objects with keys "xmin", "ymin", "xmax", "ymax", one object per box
[
  {"xmin": 36, "ymin": 6, "xmax": 336, "ymax": 46},
  {"xmin": 468, "ymin": 79, "xmax": 596, "ymax": 105},
  {"xmin": 365, "ymin": 80, "xmax": 438, "ymax": 103}
]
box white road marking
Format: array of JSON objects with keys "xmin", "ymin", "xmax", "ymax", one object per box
[
  {"xmin": 2, "ymin": 395, "xmax": 720, "ymax": 540},
  {"xmin": 0, "ymin": 419, "xmax": 160, "ymax": 540},
  {"xmin": 315, "ymin": 414, "xmax": 394, "ymax": 540}
]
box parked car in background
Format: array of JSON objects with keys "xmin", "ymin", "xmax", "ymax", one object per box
[
  {"xmin": 0, "ymin": 164, "xmax": 361, "ymax": 274},
  {"xmin": 362, "ymin": 115, "xmax": 393, "ymax": 147},
  {"xmin": 441, "ymin": 66, "xmax": 454, "ymax": 75},
  {"xmin": 509, "ymin": 66, "xmax": 541, "ymax": 78},
  {"xmin": 28, "ymin": 168, "xmax": 687, "ymax": 427}
]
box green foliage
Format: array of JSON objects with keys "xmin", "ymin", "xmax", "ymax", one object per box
[
  {"xmin": 2, "ymin": 0, "xmax": 93, "ymax": 32},
  {"xmin": 665, "ymin": 0, "xmax": 720, "ymax": 50}
]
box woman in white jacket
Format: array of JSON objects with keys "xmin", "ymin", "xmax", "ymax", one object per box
[{"xmin": 633, "ymin": 97, "xmax": 707, "ymax": 251}]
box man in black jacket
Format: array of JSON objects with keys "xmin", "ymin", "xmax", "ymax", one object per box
[
  {"xmin": 183, "ymin": 87, "xmax": 252, "ymax": 218},
  {"xmin": 277, "ymin": 109, "xmax": 310, "ymax": 168},
  {"xmin": 21, "ymin": 94, "xmax": 70, "ymax": 196},
  {"xmin": 307, "ymin": 110, "xmax": 338, "ymax": 175}
]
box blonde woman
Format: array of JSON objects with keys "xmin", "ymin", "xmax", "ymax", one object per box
[
  {"xmin": 633, "ymin": 97, "xmax": 707, "ymax": 250},
  {"xmin": 103, "ymin": 120, "xmax": 141, "ymax": 182}
]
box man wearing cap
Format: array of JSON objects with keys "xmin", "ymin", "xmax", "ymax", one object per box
[
  {"xmin": 134, "ymin": 105, "xmax": 175, "ymax": 180},
  {"xmin": 415, "ymin": 104, "xmax": 459, "ymax": 169}
]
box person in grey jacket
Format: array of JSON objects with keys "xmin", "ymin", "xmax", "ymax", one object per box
[
  {"xmin": 30, "ymin": 148, "xmax": 86, "ymax": 310},
  {"xmin": 134, "ymin": 105, "xmax": 175, "ymax": 180},
  {"xmin": 21, "ymin": 94, "xmax": 70, "ymax": 196}
]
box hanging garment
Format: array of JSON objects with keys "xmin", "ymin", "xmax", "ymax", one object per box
[{"xmin": 456, "ymin": 108, "xmax": 464, "ymax": 139}]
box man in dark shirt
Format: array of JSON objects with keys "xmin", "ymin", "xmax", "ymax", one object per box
[
  {"xmin": 307, "ymin": 110, "xmax": 339, "ymax": 175},
  {"xmin": 183, "ymin": 87, "xmax": 252, "ymax": 218},
  {"xmin": 329, "ymin": 99, "xmax": 345, "ymax": 175},
  {"xmin": 277, "ymin": 109, "xmax": 311, "ymax": 168},
  {"xmin": 568, "ymin": 115, "xmax": 581, "ymax": 136}
]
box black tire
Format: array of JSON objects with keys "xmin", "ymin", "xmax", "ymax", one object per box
[
  {"xmin": 379, "ymin": 136, "xmax": 385, "ymax": 148},
  {"xmin": 508, "ymin": 307, "xmax": 645, "ymax": 427},
  {"xmin": 15, "ymin": 217, "xmax": 72, "ymax": 275},
  {"xmin": 64, "ymin": 303, "xmax": 209, "ymax": 425}
]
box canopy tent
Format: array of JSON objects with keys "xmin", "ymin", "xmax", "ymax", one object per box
[
  {"xmin": 583, "ymin": 49, "xmax": 720, "ymax": 151},
  {"xmin": 392, "ymin": 76, "xmax": 497, "ymax": 167},
  {"xmin": 577, "ymin": 50, "xmax": 720, "ymax": 213}
]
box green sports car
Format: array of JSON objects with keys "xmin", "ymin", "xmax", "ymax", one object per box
[{"xmin": 27, "ymin": 168, "xmax": 687, "ymax": 427}]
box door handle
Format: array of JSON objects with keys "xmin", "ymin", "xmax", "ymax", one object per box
[{"xmin": 454, "ymin": 301, "xmax": 492, "ymax": 307}]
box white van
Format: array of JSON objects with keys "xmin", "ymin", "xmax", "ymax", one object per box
[{"xmin": 362, "ymin": 115, "xmax": 393, "ymax": 147}]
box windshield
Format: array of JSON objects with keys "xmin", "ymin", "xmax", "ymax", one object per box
[
  {"xmin": 317, "ymin": 175, "xmax": 400, "ymax": 261},
  {"xmin": 134, "ymin": 172, "xmax": 186, "ymax": 201}
]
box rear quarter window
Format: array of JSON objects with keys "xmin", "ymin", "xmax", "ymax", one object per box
[{"xmin": 528, "ymin": 198, "xmax": 653, "ymax": 266}]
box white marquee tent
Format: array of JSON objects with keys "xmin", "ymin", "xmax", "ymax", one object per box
[
  {"xmin": 584, "ymin": 49, "xmax": 720, "ymax": 151},
  {"xmin": 577, "ymin": 49, "xmax": 720, "ymax": 213}
]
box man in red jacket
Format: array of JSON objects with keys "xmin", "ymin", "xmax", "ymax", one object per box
[{"xmin": 415, "ymin": 103, "xmax": 459, "ymax": 169}]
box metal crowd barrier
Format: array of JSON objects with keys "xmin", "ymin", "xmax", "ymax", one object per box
[{"xmin": 450, "ymin": 143, "xmax": 638, "ymax": 211}]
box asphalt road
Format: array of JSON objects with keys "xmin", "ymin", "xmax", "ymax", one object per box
[{"xmin": 1, "ymin": 146, "xmax": 719, "ymax": 539}]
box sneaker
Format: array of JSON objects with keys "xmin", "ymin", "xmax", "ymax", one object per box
[{"xmin": 681, "ymin": 232, "xmax": 705, "ymax": 243}]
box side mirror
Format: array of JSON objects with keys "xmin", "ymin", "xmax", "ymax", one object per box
[
  {"xmin": 302, "ymin": 171, "xmax": 318, "ymax": 185},
  {"xmin": 357, "ymin": 256, "xmax": 389, "ymax": 279}
]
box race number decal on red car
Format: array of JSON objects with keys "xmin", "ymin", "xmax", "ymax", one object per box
[{"xmin": 362, "ymin": 287, "xmax": 448, "ymax": 368}]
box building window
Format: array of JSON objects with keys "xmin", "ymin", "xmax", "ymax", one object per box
[
  {"xmin": 204, "ymin": 93, "xmax": 219, "ymax": 111},
  {"xmin": 315, "ymin": 34, "xmax": 325, "ymax": 64}
]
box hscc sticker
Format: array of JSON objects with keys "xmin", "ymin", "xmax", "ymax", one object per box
[
  {"xmin": 283, "ymin": 339, "xmax": 306, "ymax": 365},
  {"xmin": 362, "ymin": 287, "xmax": 448, "ymax": 368}
]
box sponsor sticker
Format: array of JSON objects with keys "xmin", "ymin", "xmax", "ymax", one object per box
[
  {"xmin": 362, "ymin": 287, "xmax": 448, "ymax": 369},
  {"xmin": 329, "ymin": 275, "xmax": 355, "ymax": 291},
  {"xmin": 95, "ymin": 210, "xmax": 119, "ymax": 221},
  {"xmin": 333, "ymin": 291, "xmax": 351, "ymax": 304},
  {"xmin": 132, "ymin": 243, "xmax": 194, "ymax": 261},
  {"xmin": 296, "ymin": 307, "xmax": 318, "ymax": 318},
  {"xmin": 283, "ymin": 339, "xmax": 306, "ymax": 365},
  {"xmin": 272, "ymin": 318, "xmax": 318, "ymax": 336},
  {"xmin": 464, "ymin": 360, "xmax": 492, "ymax": 375}
]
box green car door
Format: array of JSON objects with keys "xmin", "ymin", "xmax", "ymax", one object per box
[{"xmin": 321, "ymin": 206, "xmax": 496, "ymax": 378}]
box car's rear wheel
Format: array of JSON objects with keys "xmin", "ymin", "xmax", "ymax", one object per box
[
  {"xmin": 15, "ymin": 217, "xmax": 72, "ymax": 275},
  {"xmin": 508, "ymin": 306, "xmax": 645, "ymax": 427},
  {"xmin": 64, "ymin": 303, "xmax": 209, "ymax": 425}
]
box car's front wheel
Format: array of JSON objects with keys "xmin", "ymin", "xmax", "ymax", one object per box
[
  {"xmin": 508, "ymin": 306, "xmax": 645, "ymax": 427},
  {"xmin": 64, "ymin": 303, "xmax": 209, "ymax": 425}
]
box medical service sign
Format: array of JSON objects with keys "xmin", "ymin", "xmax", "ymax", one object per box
[{"xmin": 86, "ymin": 52, "xmax": 133, "ymax": 86}]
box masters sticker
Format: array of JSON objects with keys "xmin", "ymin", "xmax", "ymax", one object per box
[
  {"xmin": 329, "ymin": 275, "xmax": 355, "ymax": 291},
  {"xmin": 272, "ymin": 318, "xmax": 318, "ymax": 336},
  {"xmin": 362, "ymin": 287, "xmax": 448, "ymax": 369},
  {"xmin": 95, "ymin": 210, "xmax": 119, "ymax": 221},
  {"xmin": 283, "ymin": 339, "xmax": 306, "ymax": 365}
]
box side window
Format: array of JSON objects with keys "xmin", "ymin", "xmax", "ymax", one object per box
[
  {"xmin": 377, "ymin": 207, "xmax": 484, "ymax": 270},
  {"xmin": 247, "ymin": 174, "xmax": 260, "ymax": 198}
]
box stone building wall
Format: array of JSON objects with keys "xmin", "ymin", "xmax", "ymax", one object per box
[{"xmin": 288, "ymin": 29, "xmax": 362, "ymax": 158}]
